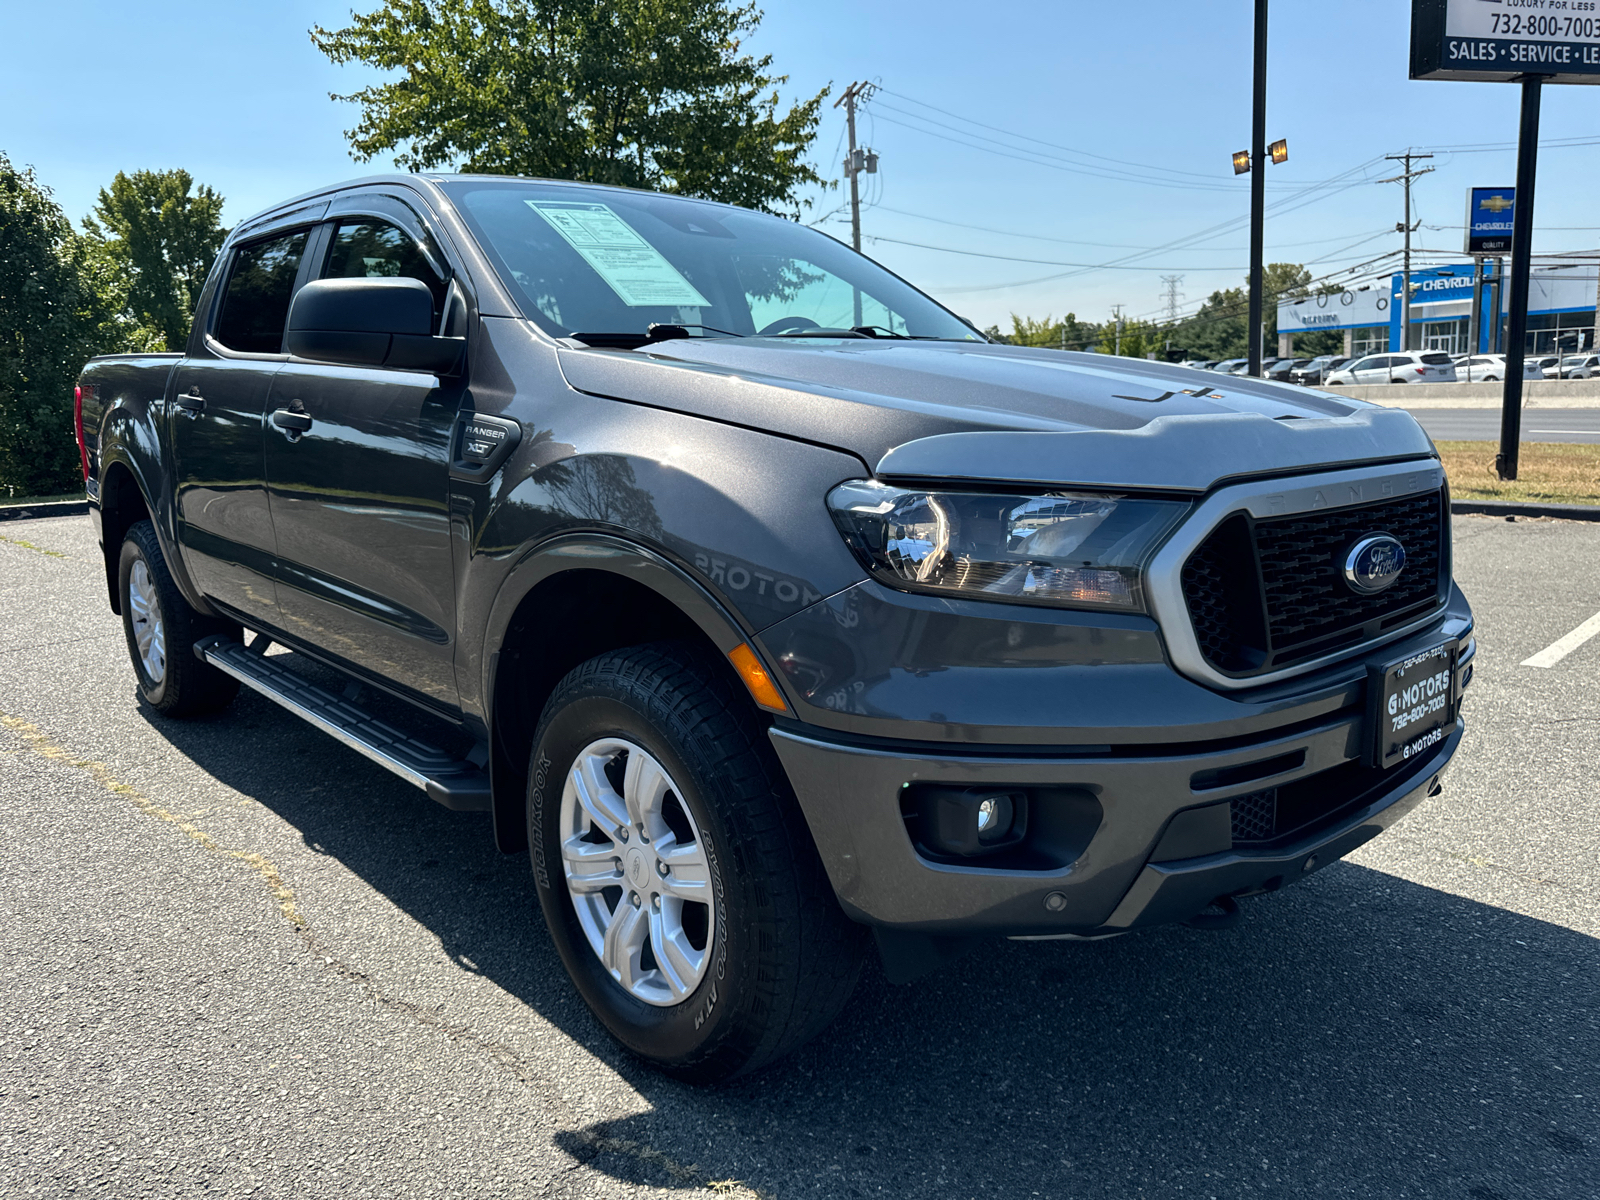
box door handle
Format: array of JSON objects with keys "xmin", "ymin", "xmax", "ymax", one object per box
[
  {"xmin": 175, "ymin": 391, "xmax": 205, "ymax": 414},
  {"xmin": 271, "ymin": 407, "xmax": 313, "ymax": 433}
]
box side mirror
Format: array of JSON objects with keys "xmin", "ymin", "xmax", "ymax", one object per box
[{"xmin": 287, "ymin": 277, "xmax": 464, "ymax": 375}]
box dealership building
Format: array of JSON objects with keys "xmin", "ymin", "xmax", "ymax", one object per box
[{"xmin": 1278, "ymin": 260, "xmax": 1599, "ymax": 358}]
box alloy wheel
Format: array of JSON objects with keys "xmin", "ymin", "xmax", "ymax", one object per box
[
  {"xmin": 559, "ymin": 738, "xmax": 714, "ymax": 1006},
  {"xmin": 127, "ymin": 559, "xmax": 167, "ymax": 685}
]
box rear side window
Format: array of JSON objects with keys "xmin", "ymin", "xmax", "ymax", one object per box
[
  {"xmin": 1420, "ymin": 353, "xmax": 1453, "ymax": 365},
  {"xmin": 214, "ymin": 231, "xmax": 310, "ymax": 354},
  {"xmin": 324, "ymin": 220, "xmax": 447, "ymax": 330}
]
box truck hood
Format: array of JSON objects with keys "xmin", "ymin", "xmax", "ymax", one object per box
[{"xmin": 555, "ymin": 338, "xmax": 1435, "ymax": 492}]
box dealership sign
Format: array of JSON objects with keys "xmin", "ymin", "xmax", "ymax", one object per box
[
  {"xmin": 1412, "ymin": 0, "xmax": 1600, "ymax": 83},
  {"xmin": 1465, "ymin": 187, "xmax": 1516, "ymax": 253}
]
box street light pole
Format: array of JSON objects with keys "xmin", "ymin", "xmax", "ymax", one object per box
[{"xmin": 1246, "ymin": 0, "xmax": 1267, "ymax": 377}]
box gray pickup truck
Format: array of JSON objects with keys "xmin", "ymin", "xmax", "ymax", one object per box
[{"xmin": 75, "ymin": 174, "xmax": 1474, "ymax": 1081}]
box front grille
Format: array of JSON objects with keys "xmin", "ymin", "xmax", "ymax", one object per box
[
  {"xmin": 1231, "ymin": 789, "xmax": 1278, "ymax": 843},
  {"xmin": 1181, "ymin": 489, "xmax": 1445, "ymax": 677},
  {"xmin": 1229, "ymin": 751, "xmax": 1437, "ymax": 849}
]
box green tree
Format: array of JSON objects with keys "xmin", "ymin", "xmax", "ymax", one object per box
[
  {"xmin": 311, "ymin": 0, "xmax": 831, "ymax": 217},
  {"xmin": 82, "ymin": 169, "xmax": 228, "ymax": 351},
  {"xmin": 1005, "ymin": 312, "xmax": 1100, "ymax": 351},
  {"xmin": 0, "ymin": 155, "xmax": 142, "ymax": 496},
  {"xmin": 1169, "ymin": 262, "xmax": 1316, "ymax": 361},
  {"xmin": 1095, "ymin": 313, "xmax": 1166, "ymax": 359}
]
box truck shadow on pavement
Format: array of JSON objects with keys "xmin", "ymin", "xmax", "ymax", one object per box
[{"xmin": 146, "ymin": 690, "xmax": 1598, "ymax": 1200}]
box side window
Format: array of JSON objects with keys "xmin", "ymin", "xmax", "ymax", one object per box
[
  {"xmin": 1347, "ymin": 357, "xmax": 1372, "ymax": 373},
  {"xmin": 324, "ymin": 219, "xmax": 447, "ymax": 331},
  {"xmin": 214, "ymin": 230, "xmax": 311, "ymax": 354}
]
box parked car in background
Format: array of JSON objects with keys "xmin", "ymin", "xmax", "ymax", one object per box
[
  {"xmin": 1529, "ymin": 355, "xmax": 1560, "ymax": 378},
  {"xmin": 1266, "ymin": 358, "xmax": 1312, "ymax": 383},
  {"xmin": 1455, "ymin": 354, "xmax": 1541, "ymax": 382},
  {"xmin": 1211, "ymin": 358, "xmax": 1248, "ymax": 374},
  {"xmin": 1227, "ymin": 357, "xmax": 1285, "ymax": 377},
  {"xmin": 1177, "ymin": 359, "xmax": 1217, "ymax": 370},
  {"xmin": 1545, "ymin": 353, "xmax": 1598, "ymax": 379},
  {"xmin": 1291, "ymin": 355, "xmax": 1350, "ymax": 386},
  {"xmin": 1324, "ymin": 352, "xmax": 1457, "ymax": 385}
]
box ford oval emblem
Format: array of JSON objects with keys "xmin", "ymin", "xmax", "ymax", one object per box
[{"xmin": 1343, "ymin": 534, "xmax": 1407, "ymax": 594}]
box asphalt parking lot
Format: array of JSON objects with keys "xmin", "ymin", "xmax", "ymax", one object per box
[{"xmin": 2, "ymin": 513, "xmax": 1596, "ymax": 1199}]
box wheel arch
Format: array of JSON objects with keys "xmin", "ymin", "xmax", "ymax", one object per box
[
  {"xmin": 97, "ymin": 458, "xmax": 154, "ymax": 615},
  {"xmin": 482, "ymin": 535, "xmax": 782, "ymax": 854}
]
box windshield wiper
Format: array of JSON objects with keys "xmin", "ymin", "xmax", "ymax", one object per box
[
  {"xmin": 566, "ymin": 323, "xmax": 748, "ymax": 349},
  {"xmin": 770, "ymin": 328, "xmax": 873, "ymax": 339},
  {"xmin": 645, "ymin": 322, "xmax": 748, "ymax": 342}
]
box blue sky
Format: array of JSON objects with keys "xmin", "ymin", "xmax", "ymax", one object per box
[{"xmin": 7, "ymin": 0, "xmax": 1598, "ymax": 330}]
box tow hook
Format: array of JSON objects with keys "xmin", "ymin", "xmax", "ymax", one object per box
[{"xmin": 1185, "ymin": 894, "xmax": 1243, "ymax": 931}]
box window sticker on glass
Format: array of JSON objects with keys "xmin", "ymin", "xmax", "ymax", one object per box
[{"xmin": 526, "ymin": 201, "xmax": 710, "ymax": 308}]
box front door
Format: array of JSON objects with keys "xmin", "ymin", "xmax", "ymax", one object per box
[
  {"xmin": 170, "ymin": 227, "xmax": 313, "ymax": 625},
  {"xmin": 262, "ymin": 215, "xmax": 462, "ymax": 709}
]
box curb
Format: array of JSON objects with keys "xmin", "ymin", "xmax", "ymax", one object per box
[
  {"xmin": 1451, "ymin": 499, "xmax": 1600, "ymax": 521},
  {"xmin": 0, "ymin": 500, "xmax": 88, "ymax": 522}
]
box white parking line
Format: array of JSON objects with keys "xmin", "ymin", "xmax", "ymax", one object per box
[{"xmin": 1521, "ymin": 610, "xmax": 1600, "ymax": 669}]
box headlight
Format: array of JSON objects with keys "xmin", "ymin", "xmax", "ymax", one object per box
[{"xmin": 826, "ymin": 480, "xmax": 1190, "ymax": 613}]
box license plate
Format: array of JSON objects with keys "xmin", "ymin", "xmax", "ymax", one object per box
[{"xmin": 1368, "ymin": 640, "xmax": 1457, "ymax": 769}]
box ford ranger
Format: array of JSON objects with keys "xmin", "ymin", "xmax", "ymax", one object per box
[{"xmin": 75, "ymin": 174, "xmax": 1474, "ymax": 1081}]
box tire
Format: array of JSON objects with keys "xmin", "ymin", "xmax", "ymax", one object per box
[
  {"xmin": 526, "ymin": 641, "xmax": 867, "ymax": 1082},
  {"xmin": 117, "ymin": 520, "xmax": 241, "ymax": 717}
]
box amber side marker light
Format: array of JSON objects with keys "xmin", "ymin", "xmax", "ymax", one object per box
[{"xmin": 728, "ymin": 643, "xmax": 789, "ymax": 713}]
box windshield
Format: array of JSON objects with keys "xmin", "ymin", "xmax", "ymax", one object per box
[{"xmin": 439, "ymin": 180, "xmax": 983, "ymax": 343}]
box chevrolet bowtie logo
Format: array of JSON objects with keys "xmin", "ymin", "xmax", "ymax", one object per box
[{"xmin": 1479, "ymin": 194, "xmax": 1513, "ymax": 213}]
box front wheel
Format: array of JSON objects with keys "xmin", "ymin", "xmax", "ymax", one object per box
[
  {"xmin": 527, "ymin": 642, "xmax": 867, "ymax": 1082},
  {"xmin": 117, "ymin": 521, "xmax": 241, "ymax": 717}
]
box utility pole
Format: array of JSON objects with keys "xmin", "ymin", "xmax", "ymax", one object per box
[
  {"xmin": 834, "ymin": 81, "xmax": 878, "ymax": 255},
  {"xmin": 835, "ymin": 80, "xmax": 878, "ymax": 328},
  {"xmin": 1380, "ymin": 152, "xmax": 1434, "ymax": 352},
  {"xmin": 1112, "ymin": 304, "xmax": 1125, "ymax": 356},
  {"xmin": 1160, "ymin": 274, "xmax": 1185, "ymax": 322}
]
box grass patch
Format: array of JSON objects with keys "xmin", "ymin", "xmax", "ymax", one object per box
[
  {"xmin": 0, "ymin": 490, "xmax": 86, "ymax": 508},
  {"xmin": 1436, "ymin": 440, "xmax": 1600, "ymax": 506}
]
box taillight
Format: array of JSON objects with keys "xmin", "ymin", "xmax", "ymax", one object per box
[
  {"xmin": 73, "ymin": 384, "xmax": 91, "ymax": 481},
  {"xmin": 1415, "ymin": 367, "xmax": 1426, "ymax": 376}
]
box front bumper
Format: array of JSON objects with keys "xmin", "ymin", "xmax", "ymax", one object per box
[{"xmin": 770, "ymin": 701, "xmax": 1466, "ymax": 939}]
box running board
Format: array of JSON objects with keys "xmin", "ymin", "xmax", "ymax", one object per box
[{"xmin": 195, "ymin": 636, "xmax": 491, "ymax": 812}]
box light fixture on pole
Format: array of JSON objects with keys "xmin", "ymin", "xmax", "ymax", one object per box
[{"xmin": 1232, "ymin": 150, "xmax": 1251, "ymax": 175}]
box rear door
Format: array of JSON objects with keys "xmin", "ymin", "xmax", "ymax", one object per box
[
  {"xmin": 261, "ymin": 194, "xmax": 464, "ymax": 709},
  {"xmin": 170, "ymin": 222, "xmax": 321, "ymax": 624}
]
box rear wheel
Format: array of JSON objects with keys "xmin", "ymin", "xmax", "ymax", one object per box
[
  {"xmin": 527, "ymin": 641, "xmax": 867, "ymax": 1082},
  {"xmin": 117, "ymin": 521, "xmax": 241, "ymax": 717}
]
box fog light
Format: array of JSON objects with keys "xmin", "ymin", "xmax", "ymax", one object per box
[
  {"xmin": 910, "ymin": 786, "xmax": 1028, "ymax": 858},
  {"xmin": 977, "ymin": 795, "xmax": 1010, "ymax": 841}
]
